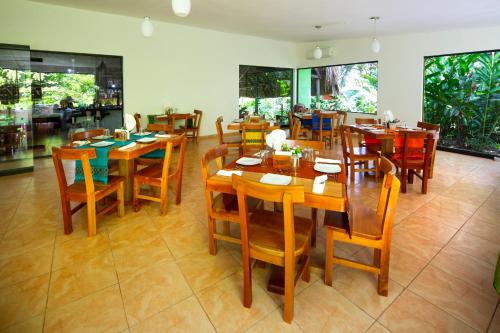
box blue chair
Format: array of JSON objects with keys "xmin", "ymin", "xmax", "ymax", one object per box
[{"xmin": 312, "ymin": 112, "xmax": 335, "ymax": 149}]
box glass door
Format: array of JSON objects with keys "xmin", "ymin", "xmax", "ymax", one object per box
[{"xmin": 0, "ymin": 44, "xmax": 33, "ymax": 175}]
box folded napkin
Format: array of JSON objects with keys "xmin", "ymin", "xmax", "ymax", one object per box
[
  {"xmin": 275, "ymin": 151, "xmax": 292, "ymax": 156},
  {"xmin": 315, "ymin": 157, "xmax": 341, "ymax": 164},
  {"xmin": 118, "ymin": 142, "xmax": 137, "ymax": 150},
  {"xmin": 73, "ymin": 140, "xmax": 90, "ymax": 146},
  {"xmin": 216, "ymin": 170, "xmax": 243, "ymax": 177},
  {"xmin": 260, "ymin": 173, "xmax": 292, "ymax": 186},
  {"xmin": 155, "ymin": 134, "xmax": 171, "ymax": 138},
  {"xmin": 313, "ymin": 175, "xmax": 328, "ymax": 194}
]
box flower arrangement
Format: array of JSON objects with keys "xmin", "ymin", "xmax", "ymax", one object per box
[
  {"xmin": 281, "ymin": 143, "xmax": 302, "ymax": 156},
  {"xmin": 164, "ymin": 105, "xmax": 178, "ymax": 115}
]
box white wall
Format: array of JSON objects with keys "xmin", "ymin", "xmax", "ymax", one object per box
[
  {"xmin": 0, "ymin": 0, "xmax": 297, "ymax": 135},
  {"xmin": 296, "ymin": 26, "xmax": 500, "ymax": 126}
]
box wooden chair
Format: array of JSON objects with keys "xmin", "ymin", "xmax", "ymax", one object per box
[
  {"xmin": 70, "ymin": 129, "xmax": 119, "ymax": 174},
  {"xmin": 133, "ymin": 113, "xmax": 142, "ymax": 132},
  {"xmin": 201, "ymin": 145, "xmax": 262, "ymax": 254},
  {"xmin": 312, "ymin": 111, "xmax": 335, "ymax": 149},
  {"xmin": 334, "ymin": 111, "xmax": 347, "ymax": 144},
  {"xmin": 355, "ymin": 118, "xmax": 382, "ymax": 151},
  {"xmin": 52, "ymin": 147, "xmax": 125, "ymax": 236},
  {"xmin": 416, "ymin": 121, "xmax": 440, "ymax": 179},
  {"xmin": 169, "ymin": 114, "xmax": 190, "ymax": 135},
  {"xmin": 241, "ymin": 123, "xmax": 266, "ymax": 154},
  {"xmin": 285, "ymin": 139, "xmax": 324, "ymax": 151},
  {"xmin": 290, "ymin": 118, "xmax": 301, "ymax": 139},
  {"xmin": 133, "ymin": 134, "xmax": 187, "ymax": 215},
  {"xmin": 340, "ymin": 125, "xmax": 379, "ymax": 183},
  {"xmin": 135, "ymin": 124, "xmax": 175, "ymax": 168},
  {"xmin": 232, "ymin": 175, "xmax": 312, "ymax": 323},
  {"xmin": 288, "ymin": 111, "xmax": 294, "ymax": 130},
  {"xmin": 215, "ymin": 116, "xmax": 242, "ymax": 153},
  {"xmin": 324, "ymin": 156, "xmax": 400, "ymax": 296},
  {"xmin": 391, "ymin": 130, "xmax": 434, "ymax": 194},
  {"xmin": 184, "ymin": 109, "xmax": 202, "ymax": 143}
]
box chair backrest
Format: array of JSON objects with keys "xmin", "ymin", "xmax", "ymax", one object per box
[
  {"xmin": 133, "ymin": 113, "xmax": 141, "ymax": 132},
  {"xmin": 291, "ymin": 118, "xmax": 301, "ymax": 139},
  {"xmin": 355, "ymin": 118, "xmax": 379, "ymax": 125},
  {"xmin": 394, "ymin": 131, "xmax": 435, "ymax": 170},
  {"xmin": 146, "ymin": 123, "xmax": 174, "ymax": 133},
  {"xmin": 215, "ymin": 116, "xmax": 225, "ymax": 145},
  {"xmin": 161, "ymin": 134, "xmax": 187, "ymax": 184},
  {"xmin": 70, "ymin": 129, "xmax": 105, "ymax": 142},
  {"xmin": 241, "ymin": 123, "xmax": 266, "ymax": 154},
  {"xmin": 339, "ymin": 125, "xmax": 354, "ymax": 161},
  {"xmin": 375, "ymin": 156, "xmax": 401, "ymax": 242},
  {"xmin": 336, "ymin": 111, "xmax": 347, "ymax": 127},
  {"xmin": 249, "ymin": 116, "xmax": 261, "ymax": 123},
  {"xmin": 193, "ymin": 109, "xmax": 203, "ymax": 129},
  {"xmin": 201, "ymin": 144, "xmax": 228, "ymax": 184},
  {"xmin": 288, "ymin": 112, "xmax": 294, "ymax": 128},
  {"xmin": 52, "ymin": 147, "xmax": 97, "ymax": 199},
  {"xmin": 417, "ymin": 121, "xmax": 440, "ymax": 133},
  {"xmin": 232, "ymin": 175, "xmax": 305, "ymax": 259}
]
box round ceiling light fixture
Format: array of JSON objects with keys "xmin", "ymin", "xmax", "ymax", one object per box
[
  {"xmin": 370, "ymin": 17, "xmax": 381, "ymax": 53},
  {"xmin": 141, "ymin": 16, "xmax": 154, "ymax": 37},
  {"xmin": 313, "ymin": 46, "xmax": 323, "ymax": 59},
  {"xmin": 172, "ymin": 0, "xmax": 191, "ymax": 17}
]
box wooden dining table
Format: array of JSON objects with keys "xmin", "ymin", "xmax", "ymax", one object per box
[
  {"xmin": 107, "ymin": 135, "xmax": 179, "ymax": 201},
  {"xmin": 227, "ymin": 120, "xmax": 281, "ymax": 131}
]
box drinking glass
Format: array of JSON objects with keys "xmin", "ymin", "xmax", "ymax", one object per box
[
  {"xmin": 291, "ymin": 155, "xmax": 300, "ymax": 175},
  {"xmin": 260, "ymin": 150, "xmax": 270, "ymax": 167},
  {"xmin": 104, "ymin": 128, "xmax": 110, "ymax": 137}
]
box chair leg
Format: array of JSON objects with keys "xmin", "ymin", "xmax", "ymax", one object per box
[
  {"xmin": 422, "ymin": 169, "xmax": 429, "ymax": 194},
  {"xmin": 242, "ymin": 251, "xmax": 252, "ymax": 308},
  {"xmin": 117, "ymin": 182, "xmax": 125, "ymax": 217},
  {"xmin": 324, "ymin": 228, "xmax": 334, "ymax": 286},
  {"xmin": 160, "ymin": 188, "xmax": 168, "ymax": 215},
  {"xmin": 311, "ymin": 208, "xmax": 317, "ymax": 247},
  {"xmin": 302, "ymin": 241, "xmax": 311, "ymax": 283},
  {"xmin": 207, "ymin": 217, "xmax": 217, "ymax": 255},
  {"xmin": 377, "ymin": 247, "xmax": 390, "ymax": 297},
  {"xmin": 375, "ymin": 158, "xmax": 379, "ymax": 183},
  {"xmin": 350, "ymin": 162, "xmax": 355, "ymax": 183},
  {"xmin": 133, "ymin": 179, "xmax": 140, "ymax": 212},
  {"xmin": 175, "ymin": 178, "xmax": 182, "ymax": 205},
  {"xmin": 283, "ymin": 257, "xmax": 295, "ymax": 323},
  {"xmin": 86, "ymin": 198, "xmax": 97, "ymax": 237},
  {"xmin": 61, "ymin": 200, "xmax": 73, "ymax": 234},
  {"xmin": 400, "ymin": 168, "xmax": 407, "ymax": 193},
  {"xmin": 408, "ymin": 169, "xmax": 414, "ymax": 184}
]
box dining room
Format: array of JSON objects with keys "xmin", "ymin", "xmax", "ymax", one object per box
[{"xmin": 0, "ymin": 0, "xmax": 499, "ymax": 332}]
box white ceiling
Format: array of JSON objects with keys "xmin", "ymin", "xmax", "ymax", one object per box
[{"xmin": 30, "ymin": 0, "xmax": 500, "ymax": 42}]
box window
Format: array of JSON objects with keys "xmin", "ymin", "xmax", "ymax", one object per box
[
  {"xmin": 423, "ymin": 50, "xmax": 499, "ymax": 157},
  {"xmin": 239, "ymin": 65, "xmax": 293, "ymax": 124},
  {"xmin": 297, "ymin": 62, "xmax": 378, "ymax": 114}
]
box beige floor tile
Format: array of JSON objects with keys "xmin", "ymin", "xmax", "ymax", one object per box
[
  {"xmin": 44, "ymin": 285, "xmax": 128, "ymax": 333},
  {"xmin": 409, "ymin": 265, "xmax": 497, "ymax": 332},
  {"xmin": 442, "ymin": 182, "xmax": 495, "ymax": 207},
  {"xmin": 365, "ymin": 322, "xmax": 391, "ymax": 333},
  {"xmin": 112, "ymin": 236, "xmax": 174, "ymax": 275},
  {"xmin": 246, "ymin": 308, "xmax": 304, "ymax": 333},
  {"xmin": 48, "ymin": 251, "xmax": 117, "ymax": 309},
  {"xmin": 130, "ymin": 296, "xmax": 215, "ymax": 333},
  {"xmin": 472, "ymin": 201, "xmax": 500, "ymax": 226},
  {"xmin": 396, "ymin": 213, "xmax": 458, "ymax": 245},
  {"xmin": 161, "ymin": 222, "xmax": 209, "ymax": 259},
  {"xmin": 330, "ymin": 266, "xmax": 404, "ymax": 318},
  {"xmin": 0, "ymin": 221, "xmax": 55, "ymax": 258},
  {"xmin": 197, "ymin": 272, "xmax": 278, "ymax": 333},
  {"xmin": 151, "ymin": 208, "xmax": 201, "ymax": 233},
  {"xmin": 412, "ymin": 195, "xmax": 477, "ymax": 228},
  {"xmin": 0, "ymin": 244, "xmax": 52, "ymax": 289},
  {"xmin": 119, "ymin": 261, "xmax": 192, "ymax": 326},
  {"xmin": 447, "ymin": 231, "xmax": 500, "ymax": 266},
  {"xmin": 379, "ymin": 290, "xmax": 477, "ymax": 333},
  {"xmin": 0, "ymin": 314, "xmax": 43, "ymax": 333},
  {"xmin": 0, "ymin": 274, "xmax": 49, "ymax": 330},
  {"xmin": 489, "ymin": 306, "xmax": 500, "ymax": 333},
  {"xmin": 388, "ymin": 245, "xmax": 429, "ymax": 287},
  {"xmin": 177, "ymin": 248, "xmax": 240, "ymax": 292},
  {"xmin": 108, "ymin": 218, "xmax": 160, "ymax": 251},
  {"xmin": 52, "ymin": 233, "xmax": 111, "ymax": 270},
  {"xmin": 391, "ymin": 224, "xmax": 443, "ymax": 261},
  {"xmin": 431, "ymin": 247, "xmax": 497, "ymax": 297},
  {"xmin": 293, "ymin": 281, "xmax": 374, "ymax": 332},
  {"xmin": 461, "ymin": 218, "xmax": 500, "ymax": 244}
]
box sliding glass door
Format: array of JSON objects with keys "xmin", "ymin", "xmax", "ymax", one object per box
[{"xmin": 0, "ymin": 44, "xmax": 33, "ymax": 175}]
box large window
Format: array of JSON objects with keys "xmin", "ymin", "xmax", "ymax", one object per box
[
  {"xmin": 297, "ymin": 62, "xmax": 378, "ymax": 114},
  {"xmin": 239, "ymin": 65, "xmax": 293, "ymax": 124},
  {"xmin": 423, "ymin": 50, "xmax": 499, "ymax": 157}
]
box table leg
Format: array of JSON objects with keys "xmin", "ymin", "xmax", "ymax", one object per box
[
  {"xmin": 381, "ymin": 139, "xmax": 393, "ymax": 156},
  {"xmin": 118, "ymin": 159, "xmax": 134, "ymax": 202}
]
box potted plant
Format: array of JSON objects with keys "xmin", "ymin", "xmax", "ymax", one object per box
[{"xmin": 387, "ymin": 119, "xmax": 400, "ymax": 129}]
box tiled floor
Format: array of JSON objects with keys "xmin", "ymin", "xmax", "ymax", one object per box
[{"xmin": 0, "ymin": 137, "xmax": 499, "ymax": 332}]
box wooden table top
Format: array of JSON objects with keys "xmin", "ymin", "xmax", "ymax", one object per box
[
  {"xmin": 349, "ymin": 124, "xmax": 426, "ymax": 140},
  {"xmin": 155, "ymin": 114, "xmax": 196, "ymax": 122},
  {"xmin": 100, "ymin": 135, "xmax": 179, "ymax": 160},
  {"xmin": 227, "ymin": 120, "xmax": 281, "ymax": 131},
  {"xmin": 207, "ymin": 154, "xmax": 347, "ymax": 212}
]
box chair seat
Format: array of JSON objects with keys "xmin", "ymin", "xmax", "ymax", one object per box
[
  {"xmin": 347, "ymin": 147, "xmax": 379, "ymax": 158},
  {"xmin": 68, "ymin": 175, "xmax": 124, "ymax": 201},
  {"xmin": 249, "ymin": 209, "xmax": 312, "ymax": 257},
  {"xmin": 324, "ymin": 204, "xmax": 382, "ymax": 240}
]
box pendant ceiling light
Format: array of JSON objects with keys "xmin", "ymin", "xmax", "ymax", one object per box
[
  {"xmin": 370, "ymin": 17, "xmax": 381, "ymax": 53},
  {"xmin": 313, "ymin": 46, "xmax": 323, "ymax": 59},
  {"xmin": 141, "ymin": 16, "xmax": 154, "ymax": 37},
  {"xmin": 172, "ymin": 0, "xmax": 191, "ymax": 17}
]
